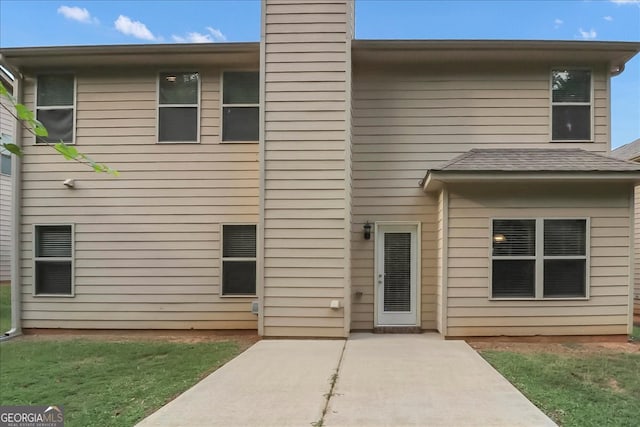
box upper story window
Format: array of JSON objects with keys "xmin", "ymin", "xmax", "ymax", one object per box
[
  {"xmin": 551, "ymin": 69, "xmax": 592, "ymax": 141},
  {"xmin": 492, "ymin": 218, "xmax": 588, "ymax": 299},
  {"xmin": 36, "ymin": 74, "xmax": 75, "ymax": 144},
  {"xmin": 222, "ymin": 72, "xmax": 259, "ymax": 142},
  {"xmin": 158, "ymin": 72, "xmax": 199, "ymax": 143}
]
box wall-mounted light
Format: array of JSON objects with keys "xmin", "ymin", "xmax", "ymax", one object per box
[
  {"xmin": 363, "ymin": 221, "xmax": 372, "ymax": 240},
  {"xmin": 63, "ymin": 178, "xmax": 75, "ymax": 188},
  {"xmin": 493, "ymin": 233, "xmax": 506, "ymax": 243}
]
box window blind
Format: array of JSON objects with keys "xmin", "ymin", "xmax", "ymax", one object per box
[
  {"xmin": 544, "ymin": 219, "xmax": 586, "ymax": 256},
  {"xmin": 383, "ymin": 232, "xmax": 411, "ymax": 312},
  {"xmin": 493, "ymin": 219, "xmax": 535, "ymax": 256},
  {"xmin": 36, "ymin": 225, "xmax": 72, "ymax": 258},
  {"xmin": 223, "ymin": 225, "xmax": 256, "ymax": 258}
]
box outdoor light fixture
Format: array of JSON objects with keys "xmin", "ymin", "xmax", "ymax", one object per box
[{"xmin": 363, "ymin": 221, "xmax": 372, "ymax": 240}]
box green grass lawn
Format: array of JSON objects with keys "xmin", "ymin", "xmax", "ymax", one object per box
[
  {"xmin": 0, "ymin": 285, "xmax": 10, "ymax": 333},
  {"xmin": 481, "ymin": 349, "xmax": 640, "ymax": 427},
  {"xmin": 0, "ymin": 338, "xmax": 243, "ymax": 427}
]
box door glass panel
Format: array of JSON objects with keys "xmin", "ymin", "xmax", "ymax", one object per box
[{"xmin": 384, "ymin": 232, "xmax": 411, "ymax": 312}]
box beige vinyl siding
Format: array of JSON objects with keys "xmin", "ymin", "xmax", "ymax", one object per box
[
  {"xmin": 353, "ymin": 63, "xmax": 609, "ymax": 152},
  {"xmin": 635, "ymin": 186, "xmax": 640, "ymax": 314},
  {"xmin": 0, "ymin": 83, "xmax": 13, "ymax": 282},
  {"xmin": 445, "ymin": 182, "xmax": 631, "ymax": 337},
  {"xmin": 350, "ymin": 62, "xmax": 610, "ymax": 331},
  {"xmin": 262, "ymin": 0, "xmax": 352, "ymax": 337},
  {"xmin": 19, "ymin": 67, "xmax": 260, "ymax": 329}
]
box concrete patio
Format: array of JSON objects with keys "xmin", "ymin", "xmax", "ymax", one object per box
[{"xmin": 136, "ymin": 333, "xmax": 556, "ymax": 427}]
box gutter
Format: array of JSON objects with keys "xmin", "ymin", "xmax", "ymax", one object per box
[
  {"xmin": 421, "ymin": 171, "xmax": 640, "ymax": 192},
  {"xmin": 1, "ymin": 60, "xmax": 22, "ymax": 341}
]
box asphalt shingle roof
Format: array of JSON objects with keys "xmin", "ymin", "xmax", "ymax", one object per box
[
  {"xmin": 431, "ymin": 148, "xmax": 640, "ymax": 173},
  {"xmin": 610, "ymin": 138, "xmax": 640, "ymax": 161}
]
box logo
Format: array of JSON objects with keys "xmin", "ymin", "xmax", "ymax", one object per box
[{"xmin": 0, "ymin": 405, "xmax": 64, "ymax": 427}]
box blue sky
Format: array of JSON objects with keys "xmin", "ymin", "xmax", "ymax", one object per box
[{"xmin": 1, "ymin": 0, "xmax": 638, "ymax": 147}]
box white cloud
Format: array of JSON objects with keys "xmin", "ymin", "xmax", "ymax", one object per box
[
  {"xmin": 610, "ymin": 0, "xmax": 640, "ymax": 4},
  {"xmin": 172, "ymin": 26, "xmax": 227, "ymax": 43},
  {"xmin": 114, "ymin": 15, "xmax": 156, "ymax": 41},
  {"xmin": 206, "ymin": 27, "xmax": 227, "ymax": 42},
  {"xmin": 578, "ymin": 28, "xmax": 597, "ymax": 40},
  {"xmin": 604, "ymin": 15, "xmax": 614, "ymax": 21},
  {"xmin": 172, "ymin": 32, "xmax": 210, "ymax": 43},
  {"xmin": 57, "ymin": 5, "xmax": 96, "ymax": 24},
  {"xmin": 554, "ymin": 18, "xmax": 563, "ymax": 29}
]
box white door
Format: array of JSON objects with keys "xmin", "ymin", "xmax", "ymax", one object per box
[{"xmin": 375, "ymin": 224, "xmax": 418, "ymax": 326}]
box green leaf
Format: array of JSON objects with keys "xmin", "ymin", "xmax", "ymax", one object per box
[
  {"xmin": 0, "ymin": 82, "xmax": 8, "ymax": 97},
  {"xmin": 54, "ymin": 142, "xmax": 79, "ymax": 160},
  {"xmin": 2, "ymin": 143, "xmax": 23, "ymax": 156},
  {"xmin": 15, "ymin": 104, "xmax": 35, "ymax": 122},
  {"xmin": 33, "ymin": 121, "xmax": 48, "ymax": 137}
]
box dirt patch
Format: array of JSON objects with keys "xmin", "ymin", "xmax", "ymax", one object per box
[
  {"xmin": 469, "ymin": 340, "xmax": 640, "ymax": 354},
  {"xmin": 15, "ymin": 330, "xmax": 261, "ymax": 351},
  {"xmin": 607, "ymin": 378, "xmax": 625, "ymax": 393}
]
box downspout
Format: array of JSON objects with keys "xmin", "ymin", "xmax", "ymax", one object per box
[
  {"xmin": 257, "ymin": 0, "xmax": 266, "ymax": 336},
  {"xmin": 1, "ymin": 63, "xmax": 22, "ymax": 341}
]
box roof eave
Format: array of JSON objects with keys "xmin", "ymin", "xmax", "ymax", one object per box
[
  {"xmin": 422, "ymin": 171, "xmax": 640, "ymax": 192},
  {"xmin": 353, "ymin": 39, "xmax": 640, "ymax": 68},
  {"xmin": 0, "ymin": 42, "xmax": 261, "ymax": 70}
]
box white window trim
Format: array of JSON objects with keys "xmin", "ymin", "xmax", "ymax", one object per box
[
  {"xmin": 549, "ymin": 67, "xmax": 594, "ymax": 143},
  {"xmin": 220, "ymin": 223, "xmax": 258, "ymax": 297},
  {"xmin": 220, "ymin": 70, "xmax": 259, "ymax": 144},
  {"xmin": 156, "ymin": 71, "xmax": 201, "ymax": 144},
  {"xmin": 34, "ymin": 74, "xmax": 77, "ymax": 146},
  {"xmin": 33, "ymin": 223, "xmax": 75, "ymax": 297},
  {"xmin": 489, "ymin": 217, "xmax": 590, "ymax": 301}
]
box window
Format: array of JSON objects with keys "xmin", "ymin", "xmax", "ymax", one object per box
[
  {"xmin": 492, "ymin": 219, "xmax": 587, "ymax": 299},
  {"xmin": 0, "ymin": 153, "xmax": 10, "ymax": 175},
  {"xmin": 492, "ymin": 220, "xmax": 536, "ymax": 298},
  {"xmin": 222, "ymin": 72, "xmax": 259, "ymax": 142},
  {"xmin": 36, "ymin": 74, "xmax": 75, "ymax": 144},
  {"xmin": 551, "ymin": 69, "xmax": 592, "ymax": 141},
  {"xmin": 543, "ymin": 219, "xmax": 587, "ymax": 297},
  {"xmin": 221, "ymin": 224, "xmax": 256, "ymax": 295},
  {"xmin": 34, "ymin": 225, "xmax": 74, "ymax": 295},
  {"xmin": 158, "ymin": 72, "xmax": 199, "ymax": 142}
]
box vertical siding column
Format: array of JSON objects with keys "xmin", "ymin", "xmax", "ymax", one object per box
[{"xmin": 260, "ymin": 0, "xmax": 354, "ymax": 337}]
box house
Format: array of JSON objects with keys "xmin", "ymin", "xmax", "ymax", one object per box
[
  {"xmin": 1, "ymin": 0, "xmax": 639, "ymax": 339},
  {"xmin": 0, "ymin": 67, "xmax": 14, "ymax": 284},
  {"xmin": 611, "ymin": 138, "xmax": 640, "ymax": 316}
]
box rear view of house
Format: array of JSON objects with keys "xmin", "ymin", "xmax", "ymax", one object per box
[{"xmin": 1, "ymin": 0, "xmax": 639, "ymax": 338}]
